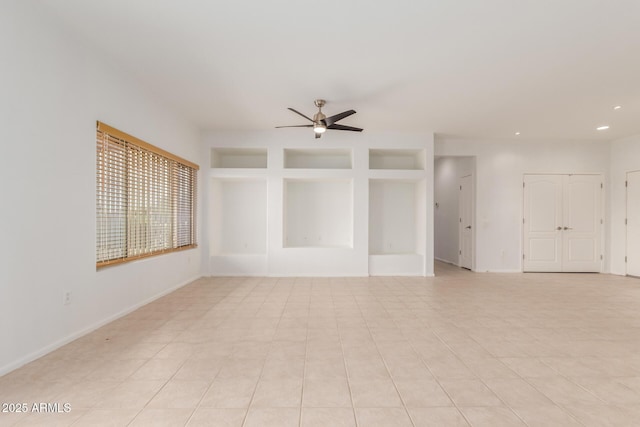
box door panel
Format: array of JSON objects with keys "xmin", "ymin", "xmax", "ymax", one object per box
[
  {"xmin": 523, "ymin": 174, "xmax": 602, "ymax": 273},
  {"xmin": 628, "ymin": 171, "xmax": 640, "ymax": 277},
  {"xmin": 523, "ymin": 175, "xmax": 563, "ymax": 272},
  {"xmin": 459, "ymin": 175, "xmax": 472, "ymax": 270},
  {"xmin": 562, "ymin": 175, "xmax": 601, "ymax": 272}
]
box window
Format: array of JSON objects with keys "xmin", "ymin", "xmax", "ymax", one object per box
[{"xmin": 96, "ymin": 122, "xmax": 198, "ymax": 268}]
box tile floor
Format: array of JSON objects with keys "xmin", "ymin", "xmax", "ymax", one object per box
[{"xmin": 2, "ymin": 262, "xmax": 640, "ymax": 426}]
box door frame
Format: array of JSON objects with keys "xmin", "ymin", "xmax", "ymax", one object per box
[
  {"xmin": 458, "ymin": 173, "xmax": 475, "ymax": 271},
  {"xmin": 522, "ymin": 173, "xmax": 605, "ymax": 273},
  {"xmin": 626, "ymin": 170, "xmax": 640, "ymax": 277}
]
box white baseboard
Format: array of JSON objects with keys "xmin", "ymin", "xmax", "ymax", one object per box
[
  {"xmin": 484, "ymin": 269, "xmax": 522, "ymax": 273},
  {"xmin": 0, "ymin": 275, "xmax": 202, "ymax": 377},
  {"xmin": 434, "ymin": 257, "xmax": 459, "ymax": 266}
]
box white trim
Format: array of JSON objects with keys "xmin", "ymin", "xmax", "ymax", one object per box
[
  {"xmin": 0, "ymin": 275, "xmax": 202, "ymax": 377},
  {"xmin": 484, "ymin": 269, "xmax": 523, "ymax": 273},
  {"xmin": 434, "ymin": 257, "xmax": 459, "ymax": 266}
]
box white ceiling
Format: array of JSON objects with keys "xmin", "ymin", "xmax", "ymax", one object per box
[{"xmin": 42, "ymin": 0, "xmax": 640, "ymax": 140}]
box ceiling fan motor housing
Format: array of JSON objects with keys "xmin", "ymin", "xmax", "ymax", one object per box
[{"xmin": 276, "ymin": 99, "xmax": 363, "ymax": 138}]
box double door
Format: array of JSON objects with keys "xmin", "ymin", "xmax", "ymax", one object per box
[{"xmin": 523, "ymin": 174, "xmax": 602, "ymax": 272}]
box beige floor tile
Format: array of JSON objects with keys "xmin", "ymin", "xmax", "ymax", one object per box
[
  {"xmin": 94, "ymin": 380, "xmax": 165, "ymax": 409},
  {"xmin": 439, "ymin": 379, "xmax": 503, "ymax": 407},
  {"xmin": 0, "ymin": 412, "xmax": 28, "ymax": 427},
  {"xmin": 268, "ymin": 341, "xmax": 307, "ymax": 360},
  {"xmin": 564, "ymin": 404, "xmax": 639, "ymax": 427},
  {"xmin": 129, "ymin": 408, "xmax": 193, "ymax": 427},
  {"xmin": 512, "ymin": 406, "xmax": 582, "ymax": 427},
  {"xmin": 67, "ymin": 408, "xmax": 139, "ymax": 426},
  {"xmin": 384, "ymin": 356, "xmax": 434, "ymax": 380},
  {"xmin": 408, "ymin": 407, "xmax": 470, "ymax": 427},
  {"xmin": 131, "ymin": 358, "xmax": 185, "ymax": 380},
  {"xmin": 251, "ymin": 378, "xmax": 302, "ymax": 407},
  {"xmin": 462, "ymin": 358, "xmax": 519, "ymax": 379},
  {"xmin": 154, "ymin": 343, "xmax": 195, "ymax": 360},
  {"xmin": 199, "ymin": 378, "xmax": 257, "ymax": 408},
  {"xmin": 12, "ymin": 410, "xmax": 87, "ymax": 427},
  {"xmin": 173, "ymin": 358, "xmax": 224, "ymax": 381},
  {"xmin": 499, "ymin": 357, "xmax": 559, "ymax": 378},
  {"xmin": 147, "ymin": 380, "xmax": 209, "ymax": 408},
  {"xmin": 6, "ymin": 267, "xmax": 640, "ymax": 426},
  {"xmin": 302, "ymin": 378, "xmax": 352, "ymax": 407},
  {"xmin": 186, "ymin": 408, "xmax": 246, "ymax": 427},
  {"xmin": 425, "ymin": 357, "xmax": 476, "ymax": 380},
  {"xmin": 261, "ymin": 357, "xmax": 305, "ymax": 379},
  {"xmin": 459, "ymin": 407, "xmax": 526, "ymax": 427},
  {"xmin": 393, "ymin": 378, "xmax": 453, "ymax": 407},
  {"xmin": 216, "ymin": 359, "xmax": 264, "ymax": 380},
  {"xmin": 484, "ymin": 378, "xmax": 554, "ymax": 407},
  {"xmin": 85, "ymin": 358, "xmax": 148, "ymax": 381},
  {"xmin": 354, "ymin": 408, "xmax": 413, "ymax": 427},
  {"xmin": 349, "ymin": 378, "xmax": 402, "ymax": 407},
  {"xmin": 243, "ymin": 408, "xmax": 299, "ymax": 427},
  {"xmin": 527, "ymin": 377, "xmax": 603, "ymax": 405},
  {"xmin": 305, "ymin": 360, "xmax": 347, "ymax": 379},
  {"xmin": 570, "ymin": 377, "xmax": 640, "ymax": 404},
  {"xmin": 345, "ymin": 358, "xmax": 390, "ymax": 379},
  {"xmin": 190, "ymin": 342, "xmax": 233, "ymax": 359},
  {"xmin": 301, "ymin": 408, "xmax": 356, "ymax": 427}
]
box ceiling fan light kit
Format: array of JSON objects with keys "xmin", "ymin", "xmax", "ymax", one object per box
[{"xmin": 276, "ymin": 99, "xmax": 363, "ymax": 139}]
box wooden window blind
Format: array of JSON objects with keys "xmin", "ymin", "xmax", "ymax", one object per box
[{"xmin": 96, "ymin": 122, "xmax": 198, "ymax": 268}]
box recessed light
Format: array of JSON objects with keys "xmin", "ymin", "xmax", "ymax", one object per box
[
  {"xmin": 613, "ymin": 105, "xmax": 622, "ymax": 110},
  {"xmin": 596, "ymin": 125, "xmax": 610, "ymax": 131},
  {"xmin": 515, "ymin": 132, "xmax": 520, "ymax": 136}
]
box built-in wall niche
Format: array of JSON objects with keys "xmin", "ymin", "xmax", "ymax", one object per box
[
  {"xmin": 284, "ymin": 148, "xmax": 352, "ymax": 169},
  {"xmin": 369, "ymin": 149, "xmax": 425, "ymax": 170},
  {"xmin": 211, "ymin": 148, "xmax": 267, "ymax": 168},
  {"xmin": 284, "ymin": 179, "xmax": 353, "ymax": 248},
  {"xmin": 369, "ymin": 179, "xmax": 425, "ymax": 255},
  {"xmin": 210, "ymin": 178, "xmax": 267, "ymax": 255}
]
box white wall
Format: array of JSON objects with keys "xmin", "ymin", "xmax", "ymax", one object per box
[
  {"xmin": 0, "ymin": 2, "xmax": 202, "ymax": 375},
  {"xmin": 202, "ymin": 130, "xmax": 434, "ymax": 277},
  {"xmin": 609, "ymin": 134, "xmax": 640, "ymax": 275},
  {"xmin": 436, "ymin": 138, "xmax": 609, "ymax": 272},
  {"xmin": 434, "ymin": 156, "xmax": 474, "ymax": 265}
]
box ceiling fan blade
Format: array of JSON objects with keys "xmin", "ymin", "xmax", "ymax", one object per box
[
  {"xmin": 288, "ymin": 108, "xmax": 315, "ymax": 123},
  {"xmin": 323, "ymin": 110, "xmax": 356, "ymax": 126},
  {"xmin": 327, "ymin": 124, "xmax": 363, "ymax": 132},
  {"xmin": 275, "ymin": 125, "xmax": 314, "ymax": 128}
]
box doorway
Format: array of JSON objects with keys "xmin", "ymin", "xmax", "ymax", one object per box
[
  {"xmin": 627, "ymin": 170, "xmax": 640, "ymax": 277},
  {"xmin": 459, "ymin": 174, "xmax": 473, "ymax": 269},
  {"xmin": 434, "ymin": 156, "xmax": 475, "ymax": 271},
  {"xmin": 523, "ymin": 174, "xmax": 603, "ymax": 272}
]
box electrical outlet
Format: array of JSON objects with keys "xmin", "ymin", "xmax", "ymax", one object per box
[{"xmin": 63, "ymin": 291, "xmax": 71, "ymax": 305}]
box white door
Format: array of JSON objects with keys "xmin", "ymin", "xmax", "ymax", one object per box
[
  {"xmin": 523, "ymin": 175, "xmax": 563, "ymax": 272},
  {"xmin": 459, "ymin": 175, "xmax": 473, "ymax": 270},
  {"xmin": 627, "ymin": 171, "xmax": 640, "ymax": 277},
  {"xmin": 562, "ymin": 175, "xmax": 602, "ymax": 272},
  {"xmin": 523, "ymin": 174, "xmax": 602, "ymax": 272}
]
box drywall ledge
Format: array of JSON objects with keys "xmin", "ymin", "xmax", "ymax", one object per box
[
  {"xmin": 369, "ymin": 149, "xmax": 425, "ymax": 170},
  {"xmin": 211, "ymin": 148, "xmax": 267, "ymax": 168},
  {"xmin": 284, "ymin": 148, "xmax": 352, "ymax": 169}
]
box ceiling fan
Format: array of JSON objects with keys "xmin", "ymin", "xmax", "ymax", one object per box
[{"xmin": 276, "ymin": 99, "xmax": 363, "ymax": 139}]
